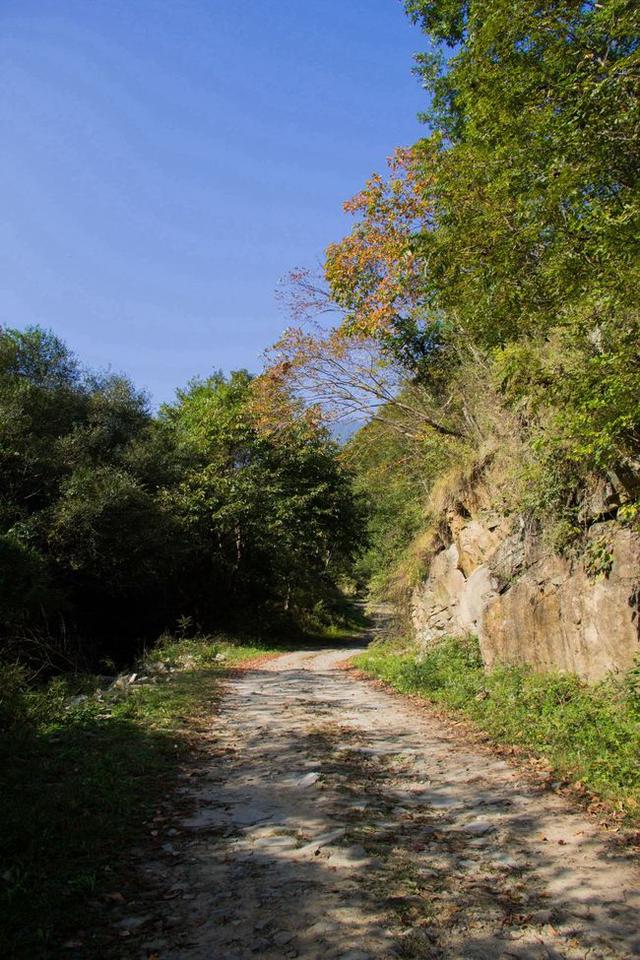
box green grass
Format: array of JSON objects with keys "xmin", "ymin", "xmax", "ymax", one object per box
[
  {"xmin": 354, "ymin": 635, "xmax": 640, "ymax": 820},
  {"xmin": 0, "ymin": 634, "xmax": 280, "ymax": 959}
]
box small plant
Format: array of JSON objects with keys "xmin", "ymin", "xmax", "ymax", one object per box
[
  {"xmin": 584, "ymin": 536, "xmax": 614, "ymax": 580},
  {"xmin": 544, "ymin": 517, "xmax": 581, "ymax": 555},
  {"xmin": 176, "ymin": 614, "xmax": 194, "ymax": 639},
  {"xmin": 0, "ymin": 663, "xmax": 30, "ymax": 733},
  {"xmin": 618, "ymin": 501, "xmax": 639, "ymax": 526},
  {"xmin": 626, "ymin": 653, "xmax": 640, "ymax": 712}
]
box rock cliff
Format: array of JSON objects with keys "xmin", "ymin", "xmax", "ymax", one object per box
[{"xmin": 410, "ymin": 480, "xmax": 640, "ymax": 681}]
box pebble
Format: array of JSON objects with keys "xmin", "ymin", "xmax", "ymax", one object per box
[
  {"xmin": 252, "ymin": 836, "xmax": 298, "ymax": 851},
  {"xmin": 307, "ymin": 920, "xmax": 336, "ymax": 936},
  {"xmin": 295, "ymin": 828, "xmax": 346, "ymax": 856},
  {"xmin": 327, "ymin": 849, "xmax": 373, "ymax": 870},
  {"xmin": 114, "ymin": 915, "xmax": 149, "ymax": 931},
  {"xmin": 424, "ymin": 792, "xmax": 460, "ymax": 809},
  {"xmin": 142, "ymin": 940, "xmax": 168, "ymax": 952},
  {"xmin": 464, "ymin": 820, "xmax": 496, "ymax": 835},
  {"xmin": 532, "ymin": 908, "xmax": 553, "ymax": 925},
  {"xmin": 491, "ymin": 852, "xmax": 519, "ymax": 868},
  {"xmin": 273, "ymin": 931, "xmax": 295, "ymax": 946},
  {"xmin": 294, "ymin": 771, "xmax": 321, "ymax": 788}
]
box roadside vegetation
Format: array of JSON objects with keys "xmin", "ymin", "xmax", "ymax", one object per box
[
  {"xmin": 0, "ymin": 634, "xmax": 282, "ymax": 958},
  {"xmin": 354, "ymin": 636, "xmax": 640, "ymax": 821}
]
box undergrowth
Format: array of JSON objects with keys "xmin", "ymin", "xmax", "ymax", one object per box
[
  {"xmin": 354, "ymin": 635, "xmax": 640, "ymax": 820},
  {"xmin": 0, "ymin": 633, "xmax": 279, "ymax": 959}
]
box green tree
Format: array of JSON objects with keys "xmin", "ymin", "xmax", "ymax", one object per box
[
  {"xmin": 0, "ymin": 327, "xmax": 182, "ymax": 666},
  {"xmin": 163, "ymin": 371, "xmax": 364, "ymax": 626},
  {"xmin": 404, "ymin": 0, "xmax": 640, "ymax": 500}
]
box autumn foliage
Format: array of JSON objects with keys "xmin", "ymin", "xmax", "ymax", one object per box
[{"xmin": 325, "ymin": 145, "xmax": 435, "ymax": 338}]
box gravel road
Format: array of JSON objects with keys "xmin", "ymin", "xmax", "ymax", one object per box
[{"xmin": 132, "ymin": 645, "xmax": 640, "ymax": 960}]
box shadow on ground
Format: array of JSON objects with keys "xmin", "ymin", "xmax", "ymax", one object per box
[{"xmin": 106, "ymin": 655, "xmax": 640, "ymax": 960}]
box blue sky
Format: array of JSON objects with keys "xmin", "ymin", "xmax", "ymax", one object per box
[{"xmin": 1, "ymin": 1, "xmax": 426, "ymax": 404}]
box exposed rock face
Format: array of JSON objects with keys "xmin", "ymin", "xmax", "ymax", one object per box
[{"xmin": 411, "ymin": 501, "xmax": 640, "ymax": 681}]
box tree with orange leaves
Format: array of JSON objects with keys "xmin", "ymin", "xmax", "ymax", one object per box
[
  {"xmin": 253, "ymin": 322, "xmax": 463, "ymax": 440},
  {"xmin": 254, "ymin": 142, "xmax": 465, "ymax": 440},
  {"xmin": 325, "ymin": 145, "xmax": 436, "ymax": 342}
]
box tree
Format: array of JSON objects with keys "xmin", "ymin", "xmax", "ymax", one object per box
[
  {"xmin": 163, "ymin": 370, "xmax": 364, "ymax": 624},
  {"xmin": 405, "ymin": 1, "xmax": 639, "ymax": 344},
  {"xmin": 256, "ymin": 322, "xmax": 464, "ymax": 440},
  {"xmin": 402, "ymin": 0, "xmax": 640, "ymax": 495},
  {"xmin": 259, "ymin": 146, "xmax": 467, "ymax": 440},
  {"xmin": 0, "ymin": 327, "xmax": 183, "ymax": 666},
  {"xmin": 265, "ymin": 0, "xmax": 640, "ymax": 530}
]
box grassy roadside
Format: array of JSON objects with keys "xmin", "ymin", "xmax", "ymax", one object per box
[
  {"xmin": 0, "ymin": 634, "xmax": 281, "ymax": 959},
  {"xmin": 353, "ymin": 635, "xmax": 640, "ymax": 822}
]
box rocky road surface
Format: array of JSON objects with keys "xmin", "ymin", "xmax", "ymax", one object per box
[{"xmin": 132, "ymin": 645, "xmax": 640, "ymax": 959}]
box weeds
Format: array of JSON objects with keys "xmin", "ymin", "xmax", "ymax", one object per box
[{"xmin": 0, "ymin": 634, "xmax": 279, "ymax": 958}]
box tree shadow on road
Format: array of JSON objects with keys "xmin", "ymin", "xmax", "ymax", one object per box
[{"xmin": 104, "ymin": 661, "xmax": 640, "ymax": 960}]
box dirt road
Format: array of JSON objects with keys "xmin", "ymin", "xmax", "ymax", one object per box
[{"xmin": 133, "ymin": 646, "xmax": 640, "ymax": 959}]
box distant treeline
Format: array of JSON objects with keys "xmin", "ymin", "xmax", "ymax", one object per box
[{"xmin": 0, "ymin": 327, "xmax": 364, "ymax": 672}]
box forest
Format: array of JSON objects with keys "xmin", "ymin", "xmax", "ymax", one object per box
[{"xmin": 0, "ymin": 326, "xmax": 363, "ymax": 674}]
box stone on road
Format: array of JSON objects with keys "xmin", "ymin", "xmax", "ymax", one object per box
[{"xmin": 139, "ymin": 646, "xmax": 640, "ymax": 959}]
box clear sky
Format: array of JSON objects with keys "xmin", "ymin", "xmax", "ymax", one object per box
[{"xmin": 1, "ymin": 0, "xmax": 426, "ymax": 404}]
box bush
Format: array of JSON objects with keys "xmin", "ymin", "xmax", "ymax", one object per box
[
  {"xmin": 0, "ymin": 663, "xmax": 31, "ymax": 732},
  {"xmin": 0, "ymin": 535, "xmax": 51, "ymax": 623}
]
